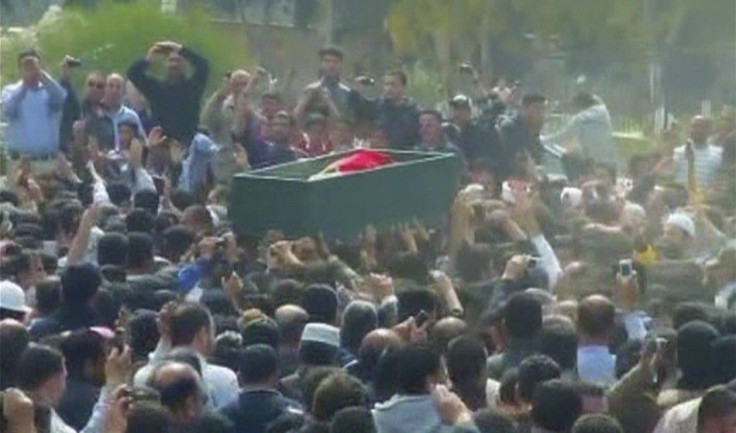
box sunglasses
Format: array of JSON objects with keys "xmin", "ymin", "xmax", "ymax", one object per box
[{"xmin": 88, "ymin": 81, "xmax": 105, "ymax": 89}]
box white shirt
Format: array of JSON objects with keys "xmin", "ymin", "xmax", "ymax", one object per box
[
  {"xmin": 673, "ymin": 142, "xmax": 723, "ymax": 189},
  {"xmin": 577, "ymin": 345, "xmax": 617, "ymax": 387}
]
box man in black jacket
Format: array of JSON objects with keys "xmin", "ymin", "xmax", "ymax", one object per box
[
  {"xmin": 497, "ymin": 92, "xmax": 546, "ymax": 180},
  {"xmin": 128, "ymin": 40, "xmax": 209, "ymax": 142},
  {"xmin": 375, "ymin": 70, "xmax": 420, "ymax": 150},
  {"xmin": 449, "ymin": 94, "xmax": 501, "ymax": 165},
  {"xmin": 220, "ymin": 344, "xmax": 303, "ymax": 433}
]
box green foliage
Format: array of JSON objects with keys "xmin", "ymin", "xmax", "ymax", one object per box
[{"xmin": 0, "ymin": 1, "xmax": 250, "ymax": 89}]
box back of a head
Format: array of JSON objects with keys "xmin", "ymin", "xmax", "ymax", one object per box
[
  {"xmin": 518, "ymin": 355, "xmax": 562, "ymax": 402},
  {"xmin": 393, "ymin": 344, "xmax": 440, "ymax": 395},
  {"xmin": 302, "ymin": 366, "xmax": 341, "ymax": 412},
  {"xmin": 330, "ymin": 406, "xmax": 376, "ymax": 433},
  {"xmin": 107, "ymin": 182, "xmax": 132, "ymax": 207},
  {"xmin": 504, "ymin": 292, "xmax": 542, "ymax": 340},
  {"xmin": 677, "ymin": 320, "xmax": 720, "ymax": 389},
  {"xmin": 129, "ymin": 310, "xmax": 160, "ymax": 360},
  {"xmin": 149, "ymin": 361, "xmax": 204, "ymax": 414},
  {"xmin": 17, "ymin": 344, "xmax": 64, "ymax": 392},
  {"xmin": 240, "ymin": 343, "xmax": 278, "ymax": 384},
  {"xmin": 299, "ymin": 323, "xmax": 340, "ymax": 366},
  {"xmin": 241, "ymin": 316, "xmax": 281, "ymax": 349},
  {"xmin": 164, "ymin": 347, "xmax": 203, "ymax": 377},
  {"xmin": 430, "ymin": 317, "xmax": 468, "ymax": 355},
  {"xmin": 572, "ymin": 414, "xmax": 624, "ymax": 433},
  {"xmin": 162, "ymin": 225, "xmax": 193, "ymax": 263},
  {"xmin": 446, "ymin": 336, "xmax": 487, "ymax": 386},
  {"xmin": 125, "ymin": 402, "xmax": 171, "ymax": 433},
  {"xmin": 540, "ymin": 322, "xmax": 578, "ymax": 372},
  {"xmin": 0, "ymin": 319, "xmax": 30, "ymax": 388},
  {"xmin": 127, "ymin": 232, "xmax": 155, "ymax": 270},
  {"xmin": 61, "ymin": 262, "xmax": 102, "ymax": 307},
  {"xmin": 60, "ymin": 329, "xmax": 105, "ymax": 379},
  {"xmin": 698, "ymin": 385, "xmax": 736, "ymax": 428},
  {"xmin": 170, "ymin": 302, "xmax": 212, "ymax": 347},
  {"xmin": 577, "ymin": 295, "xmax": 616, "ymax": 339},
  {"xmin": 302, "ymin": 284, "xmax": 338, "ymax": 324},
  {"xmin": 340, "ymin": 301, "xmax": 378, "ymax": 354},
  {"xmin": 474, "ymin": 408, "xmax": 517, "ymax": 433},
  {"xmin": 126, "ymin": 209, "xmax": 156, "ymax": 234},
  {"xmin": 134, "ymin": 189, "xmax": 160, "ymax": 216},
  {"xmin": 673, "ymin": 302, "xmax": 714, "ymax": 330},
  {"xmin": 275, "ymin": 304, "xmax": 309, "ymax": 345},
  {"xmin": 396, "ymin": 288, "xmax": 438, "ymax": 323},
  {"xmin": 711, "ymin": 336, "xmax": 736, "ymax": 385},
  {"xmin": 98, "ymin": 232, "xmax": 129, "ymax": 267},
  {"xmin": 312, "ymin": 373, "xmax": 367, "ymax": 422},
  {"xmin": 531, "ymin": 379, "xmax": 582, "ymax": 432}
]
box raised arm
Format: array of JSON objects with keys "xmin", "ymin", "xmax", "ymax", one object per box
[
  {"xmin": 180, "ymin": 45, "xmax": 210, "ymax": 98},
  {"xmin": 127, "ymin": 47, "xmax": 160, "ymax": 99},
  {"xmin": 40, "ymin": 71, "xmax": 67, "ymax": 112}
]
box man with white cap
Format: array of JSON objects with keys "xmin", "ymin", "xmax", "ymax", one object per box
[
  {"xmin": 658, "ymin": 212, "xmax": 696, "ymax": 260},
  {"xmin": 0, "ymin": 280, "xmax": 30, "ymax": 322},
  {"xmin": 279, "ymin": 322, "xmax": 341, "ymax": 402}
]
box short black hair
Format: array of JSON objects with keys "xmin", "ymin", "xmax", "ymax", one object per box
[
  {"xmin": 396, "ymin": 288, "xmax": 438, "ymax": 323},
  {"xmin": 302, "ymin": 284, "xmax": 338, "ymax": 324},
  {"xmin": 171, "ymin": 189, "xmax": 196, "ymax": 212},
  {"xmin": 106, "ymin": 182, "xmax": 132, "ymax": 207},
  {"xmin": 17, "ymin": 344, "xmax": 65, "ymax": 391},
  {"xmin": 127, "ymin": 232, "xmax": 155, "ymax": 270},
  {"xmin": 125, "ymin": 402, "xmax": 170, "ymax": 433},
  {"xmin": 0, "ymin": 322, "xmax": 30, "ymax": 389},
  {"xmin": 474, "ymin": 408, "xmax": 517, "ymax": 433},
  {"xmin": 678, "ymin": 320, "xmax": 720, "ymax": 389},
  {"xmin": 61, "ymin": 262, "xmax": 102, "ymax": 306},
  {"xmin": 129, "ymin": 309, "xmax": 160, "ymax": 361},
  {"xmin": 572, "ymin": 414, "xmax": 624, "ymax": 433},
  {"xmin": 312, "ymin": 373, "xmax": 367, "ymax": 422},
  {"xmin": 241, "ymin": 317, "xmax": 281, "ymax": 349},
  {"xmin": 60, "ymin": 329, "xmax": 106, "ymax": 379},
  {"xmin": 517, "ymin": 354, "xmax": 561, "ymax": 402},
  {"xmin": 134, "ymin": 189, "xmax": 160, "ymax": 216},
  {"xmin": 170, "ymin": 302, "xmax": 212, "ymax": 347},
  {"xmin": 418, "ymin": 109, "xmax": 443, "ymax": 123},
  {"xmin": 522, "ymin": 92, "xmax": 547, "ymax": 107},
  {"xmin": 126, "ymin": 209, "xmax": 156, "ymax": 234},
  {"xmin": 299, "ymin": 341, "xmax": 339, "ymax": 366},
  {"xmin": 18, "ymin": 49, "xmax": 40, "ymax": 65},
  {"xmin": 330, "ymin": 406, "xmax": 376, "ymax": 433},
  {"xmin": 162, "ymin": 225, "xmax": 194, "ymax": 263},
  {"xmin": 340, "ymin": 301, "xmax": 378, "ymax": 355},
  {"xmin": 240, "ymin": 343, "xmax": 278, "ymax": 383},
  {"xmin": 539, "ymin": 323, "xmax": 578, "ymax": 371},
  {"xmin": 35, "ymin": 277, "xmax": 62, "ymax": 316},
  {"xmin": 446, "ymin": 336, "xmax": 487, "ymax": 386},
  {"xmin": 673, "ymin": 302, "xmax": 715, "ymax": 330},
  {"xmin": 393, "ymin": 344, "xmax": 440, "ymax": 395},
  {"xmin": 385, "ymin": 70, "xmax": 407, "ymax": 86},
  {"xmin": 504, "ymin": 292, "xmax": 542, "ymax": 340},
  {"xmin": 319, "ymin": 45, "xmax": 344, "ymax": 60},
  {"xmin": 98, "ymin": 232, "xmax": 129, "ymax": 267},
  {"xmin": 711, "ymin": 335, "xmax": 736, "ymax": 385},
  {"xmin": 531, "ymin": 379, "xmax": 582, "ymax": 432}
]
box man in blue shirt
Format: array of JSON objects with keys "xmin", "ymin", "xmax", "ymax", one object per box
[{"xmin": 1, "ymin": 50, "xmax": 67, "ymax": 159}]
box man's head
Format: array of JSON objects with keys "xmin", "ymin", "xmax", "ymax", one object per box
[
  {"xmin": 229, "ymin": 69, "xmax": 251, "ymax": 95},
  {"xmin": 698, "ymin": 385, "xmax": 736, "ymax": 433},
  {"xmin": 98, "ymin": 232, "xmax": 129, "ymax": 267},
  {"xmin": 18, "ymin": 50, "xmax": 41, "ymax": 86},
  {"xmin": 0, "ymin": 319, "xmax": 30, "ymax": 389},
  {"xmin": 382, "ymin": 70, "xmax": 407, "ymax": 103},
  {"xmin": 517, "ymin": 355, "xmax": 562, "ymax": 403},
  {"xmin": 690, "ymin": 115, "xmax": 713, "ymax": 144},
  {"xmin": 149, "ymin": 361, "xmax": 206, "ymax": 424},
  {"xmin": 357, "ymin": 328, "xmax": 402, "ymax": 380},
  {"xmin": 331, "ymin": 117, "xmax": 355, "ymax": 148},
  {"xmin": 330, "ymin": 406, "xmax": 376, "ymax": 433},
  {"xmin": 271, "ymin": 111, "xmax": 294, "ymax": 144},
  {"xmin": 521, "ymin": 93, "xmax": 546, "ymax": 132},
  {"xmin": 275, "ymin": 304, "xmax": 309, "ymax": 346},
  {"xmin": 540, "ymin": 320, "xmax": 578, "ymax": 372},
  {"xmin": 302, "ymin": 284, "xmax": 338, "ymax": 324},
  {"xmin": 261, "ymin": 92, "xmax": 282, "ymax": 119},
  {"xmin": 241, "ymin": 316, "xmax": 280, "ymax": 349},
  {"xmin": 60, "ymin": 263, "xmax": 101, "ymax": 308},
  {"xmin": 170, "ymin": 302, "xmax": 215, "ymax": 356},
  {"xmin": 446, "ymin": 336, "xmax": 487, "ymax": 389},
  {"xmin": 0, "ymin": 280, "xmax": 30, "ymax": 321},
  {"xmin": 393, "ymin": 344, "xmax": 443, "ymax": 395},
  {"xmin": 17, "ymin": 344, "xmax": 67, "ymax": 407},
  {"xmin": 419, "ymin": 110, "xmax": 444, "ymax": 146},
  {"xmin": 312, "ymin": 373, "xmax": 367, "ymax": 422},
  {"xmin": 677, "ymin": 320, "xmax": 720, "ymax": 389},
  {"xmin": 85, "ymin": 71, "xmax": 106, "ymax": 103},
  {"xmin": 577, "ymin": 295, "xmax": 616, "ymax": 344},
  {"xmin": 127, "ymin": 232, "xmax": 155, "ymax": 273},
  {"xmin": 429, "ymin": 316, "xmax": 468, "ymax": 355},
  {"xmin": 341, "ymin": 301, "xmax": 378, "ymax": 355},
  {"xmin": 662, "ymin": 212, "xmax": 695, "ymax": 253},
  {"xmin": 104, "ymin": 73, "xmax": 125, "ymax": 107},
  {"xmin": 239, "ymin": 343, "xmax": 279, "ymax": 387},
  {"xmin": 166, "ymin": 49, "xmax": 186, "ymax": 80},
  {"xmin": 60, "ymin": 329, "xmax": 106, "ymax": 386},
  {"xmin": 450, "ymin": 94, "xmax": 473, "ymax": 127},
  {"xmin": 299, "ymin": 323, "xmax": 341, "ymax": 367},
  {"xmin": 181, "ymin": 205, "xmax": 214, "ymax": 237},
  {"xmin": 572, "ymin": 414, "xmax": 624, "ymax": 433},
  {"xmin": 531, "ymin": 379, "xmax": 582, "ymax": 432},
  {"xmin": 504, "ymin": 292, "xmax": 543, "ymax": 341},
  {"xmin": 319, "ymin": 46, "xmax": 344, "ymax": 80}
]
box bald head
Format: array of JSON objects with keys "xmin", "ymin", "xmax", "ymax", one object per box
[
  {"xmin": 150, "ymin": 361, "xmax": 204, "ymax": 421},
  {"xmin": 430, "ymin": 317, "xmax": 468, "ymax": 354},
  {"xmin": 105, "ymin": 73, "xmax": 125, "ymax": 106},
  {"xmin": 275, "ymin": 304, "xmax": 309, "ymax": 345},
  {"xmin": 151, "ymin": 361, "xmax": 199, "ymax": 388},
  {"xmin": 577, "ymin": 295, "xmax": 615, "ymax": 342},
  {"xmin": 690, "ymin": 115, "xmax": 712, "ymax": 144},
  {"xmin": 360, "ymin": 328, "xmax": 402, "ymax": 353}
]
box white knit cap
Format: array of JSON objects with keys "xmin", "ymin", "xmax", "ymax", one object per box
[
  {"xmin": 300, "ymin": 323, "xmax": 340, "ymax": 347},
  {"xmin": 560, "ymin": 187, "xmax": 583, "ymax": 208},
  {"xmin": 666, "ymin": 212, "xmax": 695, "ymax": 238},
  {"xmin": 0, "ymin": 280, "xmax": 30, "ymax": 313}
]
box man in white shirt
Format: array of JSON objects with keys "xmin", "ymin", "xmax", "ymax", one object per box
[
  {"xmin": 133, "ymin": 302, "xmax": 239, "ymax": 409},
  {"xmin": 576, "ymin": 295, "xmax": 617, "ymax": 387},
  {"xmin": 672, "ymin": 115, "xmax": 722, "ymax": 189}
]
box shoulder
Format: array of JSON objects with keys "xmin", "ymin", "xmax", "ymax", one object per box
[
  {"xmin": 206, "ymin": 363, "xmax": 238, "ymax": 380},
  {"xmin": 1, "ymin": 81, "xmax": 22, "ymax": 94}
]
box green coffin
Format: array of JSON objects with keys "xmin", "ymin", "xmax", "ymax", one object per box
[{"xmin": 229, "ymin": 150, "xmax": 462, "ymax": 239}]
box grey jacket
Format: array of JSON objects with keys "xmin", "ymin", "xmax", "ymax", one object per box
[{"xmin": 373, "ymin": 394, "xmax": 479, "ymax": 433}]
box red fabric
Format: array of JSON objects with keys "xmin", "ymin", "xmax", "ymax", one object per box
[
  {"xmin": 295, "ymin": 137, "xmax": 334, "ymax": 157},
  {"xmin": 335, "ymin": 150, "xmax": 395, "ymax": 173}
]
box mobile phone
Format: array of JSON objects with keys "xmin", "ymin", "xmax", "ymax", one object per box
[
  {"xmin": 415, "ymin": 310, "xmax": 428, "ymax": 327},
  {"xmin": 619, "ymin": 259, "xmax": 633, "ymax": 277}
]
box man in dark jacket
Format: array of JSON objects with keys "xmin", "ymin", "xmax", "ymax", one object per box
[
  {"xmin": 375, "ymin": 70, "xmax": 420, "ymax": 150},
  {"xmin": 449, "ymin": 94, "xmax": 500, "ymax": 165},
  {"xmin": 220, "ymin": 344, "xmax": 303, "ymax": 433},
  {"xmin": 497, "ymin": 92, "xmax": 546, "ymax": 180},
  {"xmin": 128, "ymin": 40, "xmax": 209, "ymax": 142}
]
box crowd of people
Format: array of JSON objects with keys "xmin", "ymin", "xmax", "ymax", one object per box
[{"xmin": 0, "ymin": 37, "xmax": 735, "ymax": 433}]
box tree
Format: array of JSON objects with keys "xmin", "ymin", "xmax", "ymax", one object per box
[{"xmin": 0, "ymin": 0, "xmax": 251, "ymax": 89}]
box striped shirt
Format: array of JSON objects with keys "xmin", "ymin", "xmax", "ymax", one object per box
[{"xmin": 673, "ymin": 142, "xmax": 722, "ymax": 189}]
